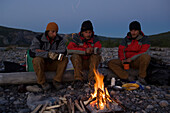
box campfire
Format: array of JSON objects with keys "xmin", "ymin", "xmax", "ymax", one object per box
[
  {"xmin": 29, "ymin": 69, "xmax": 125, "ymax": 113},
  {"xmin": 85, "ymin": 69, "xmax": 125, "ymax": 112}
]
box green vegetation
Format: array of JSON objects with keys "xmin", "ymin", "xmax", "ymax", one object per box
[
  {"xmin": 149, "ymin": 31, "xmax": 170, "ymax": 47},
  {"xmin": 100, "ymin": 38, "xmax": 122, "ymax": 47}
]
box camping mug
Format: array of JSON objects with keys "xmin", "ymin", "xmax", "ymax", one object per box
[
  {"xmin": 123, "ymin": 62, "xmax": 130, "ymax": 70},
  {"xmin": 94, "ymin": 47, "xmax": 99, "ymax": 54},
  {"xmin": 58, "ymin": 54, "xmax": 64, "ymax": 61}
]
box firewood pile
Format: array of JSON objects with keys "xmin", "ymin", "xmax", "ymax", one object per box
[{"xmin": 30, "ymin": 89, "xmax": 125, "ymax": 113}]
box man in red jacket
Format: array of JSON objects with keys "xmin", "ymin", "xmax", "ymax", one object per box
[
  {"xmin": 108, "ymin": 21, "xmax": 151, "ymax": 84},
  {"xmin": 67, "ymin": 20, "xmax": 102, "ymax": 87}
]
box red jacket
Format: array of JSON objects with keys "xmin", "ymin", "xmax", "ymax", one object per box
[
  {"xmin": 118, "ymin": 31, "xmax": 150, "ymax": 61},
  {"xmin": 67, "ymin": 32, "xmax": 102, "ymax": 59}
]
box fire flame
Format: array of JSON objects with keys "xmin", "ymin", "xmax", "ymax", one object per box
[{"xmin": 90, "ymin": 69, "xmax": 112, "ymax": 110}]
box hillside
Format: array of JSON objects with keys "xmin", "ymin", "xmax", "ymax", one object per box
[
  {"xmin": 0, "ymin": 26, "xmax": 38, "ymax": 46},
  {"xmin": 0, "ymin": 25, "xmax": 169, "ymax": 47},
  {"xmin": 149, "ymin": 31, "xmax": 170, "ymax": 47}
]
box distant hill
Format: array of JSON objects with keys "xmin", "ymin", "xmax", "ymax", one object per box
[
  {"xmin": 0, "ymin": 25, "xmax": 169, "ymax": 47},
  {"xmin": 149, "ymin": 31, "xmax": 170, "ymax": 47},
  {"xmin": 0, "ymin": 26, "xmax": 38, "ymax": 46}
]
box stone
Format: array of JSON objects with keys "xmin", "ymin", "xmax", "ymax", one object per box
[
  {"xmin": 141, "ymin": 110, "xmax": 147, "ymax": 113},
  {"xmin": 0, "ymin": 86, "xmax": 3, "ymax": 91},
  {"xmin": 0, "ymin": 97, "xmax": 8, "ymax": 105},
  {"xmin": 146, "ymin": 105, "xmax": 154, "ymax": 109},
  {"xmin": 13, "ymin": 100, "xmax": 21, "ymax": 105},
  {"xmin": 159, "ymin": 100, "xmax": 169, "ymax": 107},
  {"xmin": 84, "ymin": 87, "xmax": 91, "ymax": 93},
  {"xmin": 26, "ymin": 85, "xmax": 43, "ymax": 92},
  {"xmin": 110, "ymin": 90, "xmax": 115, "ymax": 95},
  {"xmin": 4, "ymin": 89, "xmax": 10, "ymax": 92},
  {"xmin": 9, "ymin": 97, "xmax": 15, "ymax": 101},
  {"xmin": 145, "ymin": 86, "xmax": 151, "ymax": 90},
  {"xmin": 164, "ymin": 94, "xmax": 170, "ymax": 99},
  {"xmin": 18, "ymin": 109, "xmax": 30, "ymax": 113},
  {"xmin": 138, "ymin": 100, "xmax": 143, "ymax": 104}
]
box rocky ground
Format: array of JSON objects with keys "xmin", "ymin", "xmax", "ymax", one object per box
[
  {"xmin": 0, "ymin": 47, "xmax": 170, "ymax": 113},
  {"xmin": 0, "ymin": 82, "xmax": 169, "ymax": 113}
]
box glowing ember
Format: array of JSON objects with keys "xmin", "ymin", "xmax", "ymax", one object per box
[{"xmin": 89, "ymin": 69, "xmax": 112, "ymax": 110}]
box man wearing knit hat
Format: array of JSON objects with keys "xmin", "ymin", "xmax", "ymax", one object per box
[
  {"xmin": 108, "ymin": 21, "xmax": 151, "ymax": 85},
  {"xmin": 67, "ymin": 20, "xmax": 102, "ymax": 88},
  {"xmin": 30, "ymin": 22, "xmax": 68, "ymax": 91}
]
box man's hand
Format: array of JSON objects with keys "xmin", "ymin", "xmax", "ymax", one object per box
[
  {"xmin": 35, "ymin": 49, "xmax": 46, "ymax": 52},
  {"xmin": 86, "ymin": 48, "xmax": 94, "ymax": 54},
  {"xmin": 126, "ymin": 58, "xmax": 131, "ymax": 63},
  {"xmin": 122, "ymin": 58, "xmax": 131, "ymax": 64},
  {"xmin": 48, "ymin": 52, "xmax": 58, "ymax": 60},
  {"xmin": 94, "ymin": 48, "xmax": 100, "ymax": 54}
]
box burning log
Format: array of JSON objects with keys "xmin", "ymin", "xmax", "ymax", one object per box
[
  {"xmin": 67, "ymin": 98, "xmax": 74, "ymax": 113},
  {"xmin": 46, "ymin": 104, "xmax": 64, "ymax": 110},
  {"xmin": 83, "ymin": 97, "xmax": 96, "ymax": 106},
  {"xmin": 86, "ymin": 105, "xmax": 97, "ymax": 113},
  {"xmin": 74, "ymin": 100, "xmax": 84, "ymax": 113},
  {"xmin": 50, "ymin": 109, "xmax": 56, "ymax": 113},
  {"xmin": 80, "ymin": 100, "xmax": 86, "ymax": 112},
  {"xmin": 96, "ymin": 89, "xmax": 100, "ymax": 109},
  {"xmin": 59, "ymin": 97, "xmax": 67, "ymax": 104},
  {"xmin": 39, "ymin": 102, "xmax": 48, "ymax": 113},
  {"xmin": 31, "ymin": 104, "xmax": 42, "ymax": 113},
  {"xmin": 98, "ymin": 88, "xmax": 126, "ymax": 111},
  {"xmin": 106, "ymin": 99, "xmax": 111, "ymax": 110},
  {"xmin": 67, "ymin": 100, "xmax": 72, "ymax": 113}
]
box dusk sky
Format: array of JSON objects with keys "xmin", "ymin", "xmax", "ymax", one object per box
[{"xmin": 0, "ymin": 0, "xmax": 170, "ymax": 38}]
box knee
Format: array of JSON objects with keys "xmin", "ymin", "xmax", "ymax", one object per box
[
  {"xmin": 140, "ymin": 54, "xmax": 151, "ymax": 62},
  {"xmin": 108, "ymin": 60, "xmax": 113, "ymax": 67},
  {"xmin": 33, "ymin": 57, "xmax": 44, "ymax": 65},
  {"xmin": 90, "ymin": 54, "xmax": 101, "ymax": 61},
  {"xmin": 91, "ymin": 54, "xmax": 101, "ymax": 58},
  {"xmin": 108, "ymin": 59, "xmax": 118, "ymax": 67},
  {"xmin": 62, "ymin": 56, "xmax": 69, "ymax": 63},
  {"xmin": 71, "ymin": 54, "xmax": 81, "ymax": 59},
  {"xmin": 71, "ymin": 54, "xmax": 81, "ymax": 63}
]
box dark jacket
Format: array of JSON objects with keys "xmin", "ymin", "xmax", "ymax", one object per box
[
  {"xmin": 118, "ymin": 31, "xmax": 150, "ymax": 61},
  {"xmin": 30, "ymin": 33, "xmax": 67, "ymax": 58}
]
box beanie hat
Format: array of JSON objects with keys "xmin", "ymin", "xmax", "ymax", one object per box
[
  {"xmin": 129, "ymin": 21, "xmax": 141, "ymax": 31},
  {"xmin": 81, "ymin": 20, "xmax": 93, "ymax": 32},
  {"xmin": 46, "ymin": 22, "xmax": 59, "ymax": 32}
]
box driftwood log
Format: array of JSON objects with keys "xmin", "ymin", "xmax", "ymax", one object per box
[
  {"xmin": 0, "ymin": 70, "xmax": 74, "ymax": 85},
  {"xmin": 0, "ymin": 68, "xmax": 139, "ymax": 85}
]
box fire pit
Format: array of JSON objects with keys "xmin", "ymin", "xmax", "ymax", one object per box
[{"xmin": 84, "ymin": 69, "xmax": 125, "ymax": 112}]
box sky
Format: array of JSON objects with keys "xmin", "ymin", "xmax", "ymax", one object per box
[{"xmin": 0, "ymin": 0, "xmax": 170, "ymax": 38}]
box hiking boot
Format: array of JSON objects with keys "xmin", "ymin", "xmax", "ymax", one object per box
[
  {"xmin": 41, "ymin": 83, "xmax": 51, "ymax": 91},
  {"xmin": 137, "ymin": 77, "xmax": 147, "ymax": 85},
  {"xmin": 53, "ymin": 80, "xmax": 63, "ymax": 90},
  {"xmin": 73, "ymin": 80, "xmax": 84, "ymax": 89}
]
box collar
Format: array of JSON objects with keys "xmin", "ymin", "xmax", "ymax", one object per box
[
  {"xmin": 126, "ymin": 31, "xmax": 144, "ymax": 40},
  {"xmin": 78, "ymin": 32, "xmax": 94, "ymax": 43},
  {"xmin": 41, "ymin": 33, "xmax": 60, "ymax": 42}
]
